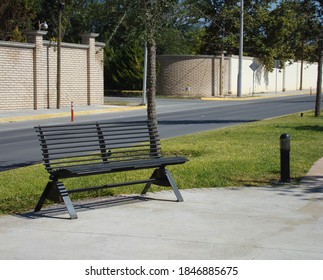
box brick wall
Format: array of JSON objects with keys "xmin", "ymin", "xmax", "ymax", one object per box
[
  {"xmin": 0, "ymin": 42, "xmax": 34, "ymax": 110},
  {"xmin": 0, "ymin": 32, "xmax": 105, "ymax": 110},
  {"xmin": 157, "ymin": 55, "xmax": 229, "ymax": 97}
]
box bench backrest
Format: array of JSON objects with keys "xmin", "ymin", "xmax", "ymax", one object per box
[{"xmin": 35, "ymin": 120, "xmax": 161, "ymax": 172}]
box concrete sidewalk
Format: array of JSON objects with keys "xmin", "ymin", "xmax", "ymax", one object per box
[{"xmin": 0, "ymin": 158, "xmax": 322, "ymax": 260}]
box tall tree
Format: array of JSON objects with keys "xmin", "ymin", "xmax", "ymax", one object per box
[
  {"xmin": 315, "ymin": 46, "xmax": 322, "ymax": 116},
  {"xmin": 125, "ymin": 0, "xmax": 184, "ymax": 124},
  {"xmin": 313, "ymin": 0, "xmax": 323, "ymax": 116},
  {"xmin": 185, "ymin": 0, "xmax": 322, "ymax": 71},
  {"xmin": 105, "ymin": 0, "xmax": 200, "ymax": 91},
  {"xmin": 186, "ymin": 0, "xmax": 282, "ymax": 70}
]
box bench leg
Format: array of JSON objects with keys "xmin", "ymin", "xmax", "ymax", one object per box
[
  {"xmin": 163, "ymin": 168, "xmax": 184, "ymax": 202},
  {"xmin": 141, "ymin": 169, "xmax": 158, "ymax": 196},
  {"xmin": 141, "ymin": 168, "xmax": 184, "ymax": 202},
  {"xmin": 56, "ymin": 182, "xmax": 78, "ymax": 219},
  {"xmin": 34, "ymin": 182, "xmax": 54, "ymax": 212},
  {"xmin": 34, "ymin": 181, "xmax": 78, "ymax": 219}
]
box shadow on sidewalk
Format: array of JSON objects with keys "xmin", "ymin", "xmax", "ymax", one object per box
[{"xmin": 14, "ymin": 195, "xmax": 177, "ymax": 220}]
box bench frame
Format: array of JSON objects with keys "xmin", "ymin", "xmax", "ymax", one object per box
[{"xmin": 34, "ymin": 120, "xmax": 187, "ymax": 219}]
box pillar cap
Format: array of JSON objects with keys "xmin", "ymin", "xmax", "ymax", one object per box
[
  {"xmin": 26, "ymin": 31, "xmax": 48, "ymax": 37},
  {"xmin": 80, "ymin": 33, "xmax": 99, "ymax": 39}
]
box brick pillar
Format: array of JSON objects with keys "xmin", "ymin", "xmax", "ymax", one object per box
[
  {"xmin": 27, "ymin": 31, "xmax": 47, "ymax": 110},
  {"xmin": 81, "ymin": 33, "xmax": 100, "ymax": 105}
]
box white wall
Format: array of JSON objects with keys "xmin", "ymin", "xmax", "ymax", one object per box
[{"xmin": 229, "ymin": 55, "xmax": 319, "ymax": 96}]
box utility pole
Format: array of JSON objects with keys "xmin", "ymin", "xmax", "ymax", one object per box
[
  {"xmin": 237, "ymin": 0, "xmax": 244, "ymax": 98},
  {"xmin": 141, "ymin": 42, "xmax": 148, "ymax": 106},
  {"xmin": 57, "ymin": 1, "xmax": 64, "ymax": 109}
]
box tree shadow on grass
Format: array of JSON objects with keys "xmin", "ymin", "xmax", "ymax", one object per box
[
  {"xmin": 158, "ymin": 119, "xmax": 259, "ymax": 125},
  {"xmin": 0, "ymin": 160, "xmax": 41, "ymax": 172},
  {"xmin": 275, "ymin": 125, "xmax": 323, "ymax": 132},
  {"xmin": 294, "ymin": 125, "xmax": 323, "ymax": 132}
]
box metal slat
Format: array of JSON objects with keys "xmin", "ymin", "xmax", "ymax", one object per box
[
  {"xmin": 52, "ymin": 158, "xmax": 153, "ymax": 172},
  {"xmin": 35, "ymin": 126, "xmax": 97, "ymax": 133},
  {"xmin": 41, "ymin": 142, "xmax": 159, "ymax": 156},
  {"xmin": 37, "ymin": 135, "xmax": 100, "ymax": 143},
  {"xmin": 49, "ymin": 155, "xmax": 158, "ymax": 169},
  {"xmin": 41, "ymin": 142, "xmax": 105, "ymax": 151},
  {"xmin": 36, "ymin": 124, "xmax": 157, "ymax": 133},
  {"xmin": 36, "ymin": 121, "xmax": 150, "ymax": 130},
  {"xmin": 50, "ymin": 156, "xmax": 186, "ymax": 177},
  {"xmin": 47, "ymin": 157, "xmax": 99, "ymax": 165},
  {"xmin": 37, "ymin": 131, "xmax": 99, "ymax": 138},
  {"xmin": 99, "ymin": 127, "xmax": 155, "ymax": 134},
  {"xmin": 42, "ymin": 146, "xmax": 101, "ymax": 156},
  {"xmin": 48, "ymin": 153, "xmax": 159, "ymax": 167}
]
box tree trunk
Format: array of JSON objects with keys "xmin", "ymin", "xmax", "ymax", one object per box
[
  {"xmin": 315, "ymin": 50, "xmax": 322, "ymax": 117},
  {"xmin": 146, "ymin": 38, "xmax": 159, "ymax": 156},
  {"xmin": 147, "ymin": 38, "xmax": 157, "ymax": 125}
]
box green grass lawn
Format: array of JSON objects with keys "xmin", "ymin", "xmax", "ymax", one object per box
[{"xmin": 1, "ymin": 110, "xmax": 323, "ymax": 215}]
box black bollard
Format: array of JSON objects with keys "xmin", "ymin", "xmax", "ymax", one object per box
[{"xmin": 280, "ymin": 133, "xmax": 291, "ymax": 183}]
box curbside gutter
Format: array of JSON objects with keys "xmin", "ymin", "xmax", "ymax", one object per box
[
  {"xmin": 0, "ymin": 106, "xmax": 146, "ymax": 123},
  {"xmin": 202, "ymin": 91, "xmax": 310, "ymax": 101}
]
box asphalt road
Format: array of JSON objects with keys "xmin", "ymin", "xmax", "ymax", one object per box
[{"xmin": 0, "ymin": 94, "xmax": 317, "ymax": 172}]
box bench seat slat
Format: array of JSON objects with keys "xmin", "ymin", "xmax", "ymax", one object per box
[
  {"xmin": 50, "ymin": 156, "xmax": 187, "ymax": 178},
  {"xmin": 48, "ymin": 155, "xmax": 160, "ymax": 167}
]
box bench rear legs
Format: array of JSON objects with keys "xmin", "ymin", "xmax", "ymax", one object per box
[
  {"xmin": 34, "ymin": 167, "xmax": 183, "ymax": 219},
  {"xmin": 141, "ymin": 167, "xmax": 184, "ymax": 202}
]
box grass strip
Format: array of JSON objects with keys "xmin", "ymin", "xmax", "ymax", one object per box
[{"xmin": 1, "ymin": 111, "xmax": 323, "ymax": 215}]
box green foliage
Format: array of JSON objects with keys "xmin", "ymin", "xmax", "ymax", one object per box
[
  {"xmin": 256, "ymin": 0, "xmax": 321, "ymax": 70},
  {"xmin": 186, "ymin": 0, "xmax": 322, "ymax": 71},
  {"xmin": 36, "ymin": 0, "xmax": 108, "ymax": 43},
  {"xmin": 105, "ymin": 43, "xmax": 144, "ymax": 90},
  {"xmin": 0, "ymin": 0, "xmax": 39, "ymax": 41},
  {"xmin": 125, "ymin": 0, "xmax": 183, "ymax": 43}
]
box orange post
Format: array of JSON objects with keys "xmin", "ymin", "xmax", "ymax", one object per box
[{"xmin": 71, "ymin": 101, "xmax": 74, "ymax": 122}]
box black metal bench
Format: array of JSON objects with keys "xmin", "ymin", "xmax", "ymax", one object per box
[{"xmin": 34, "ymin": 120, "xmax": 188, "ymax": 219}]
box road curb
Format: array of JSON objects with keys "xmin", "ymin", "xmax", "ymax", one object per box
[
  {"xmin": 0, "ymin": 106, "xmax": 146, "ymax": 123},
  {"xmin": 202, "ymin": 91, "xmax": 310, "ymax": 101}
]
